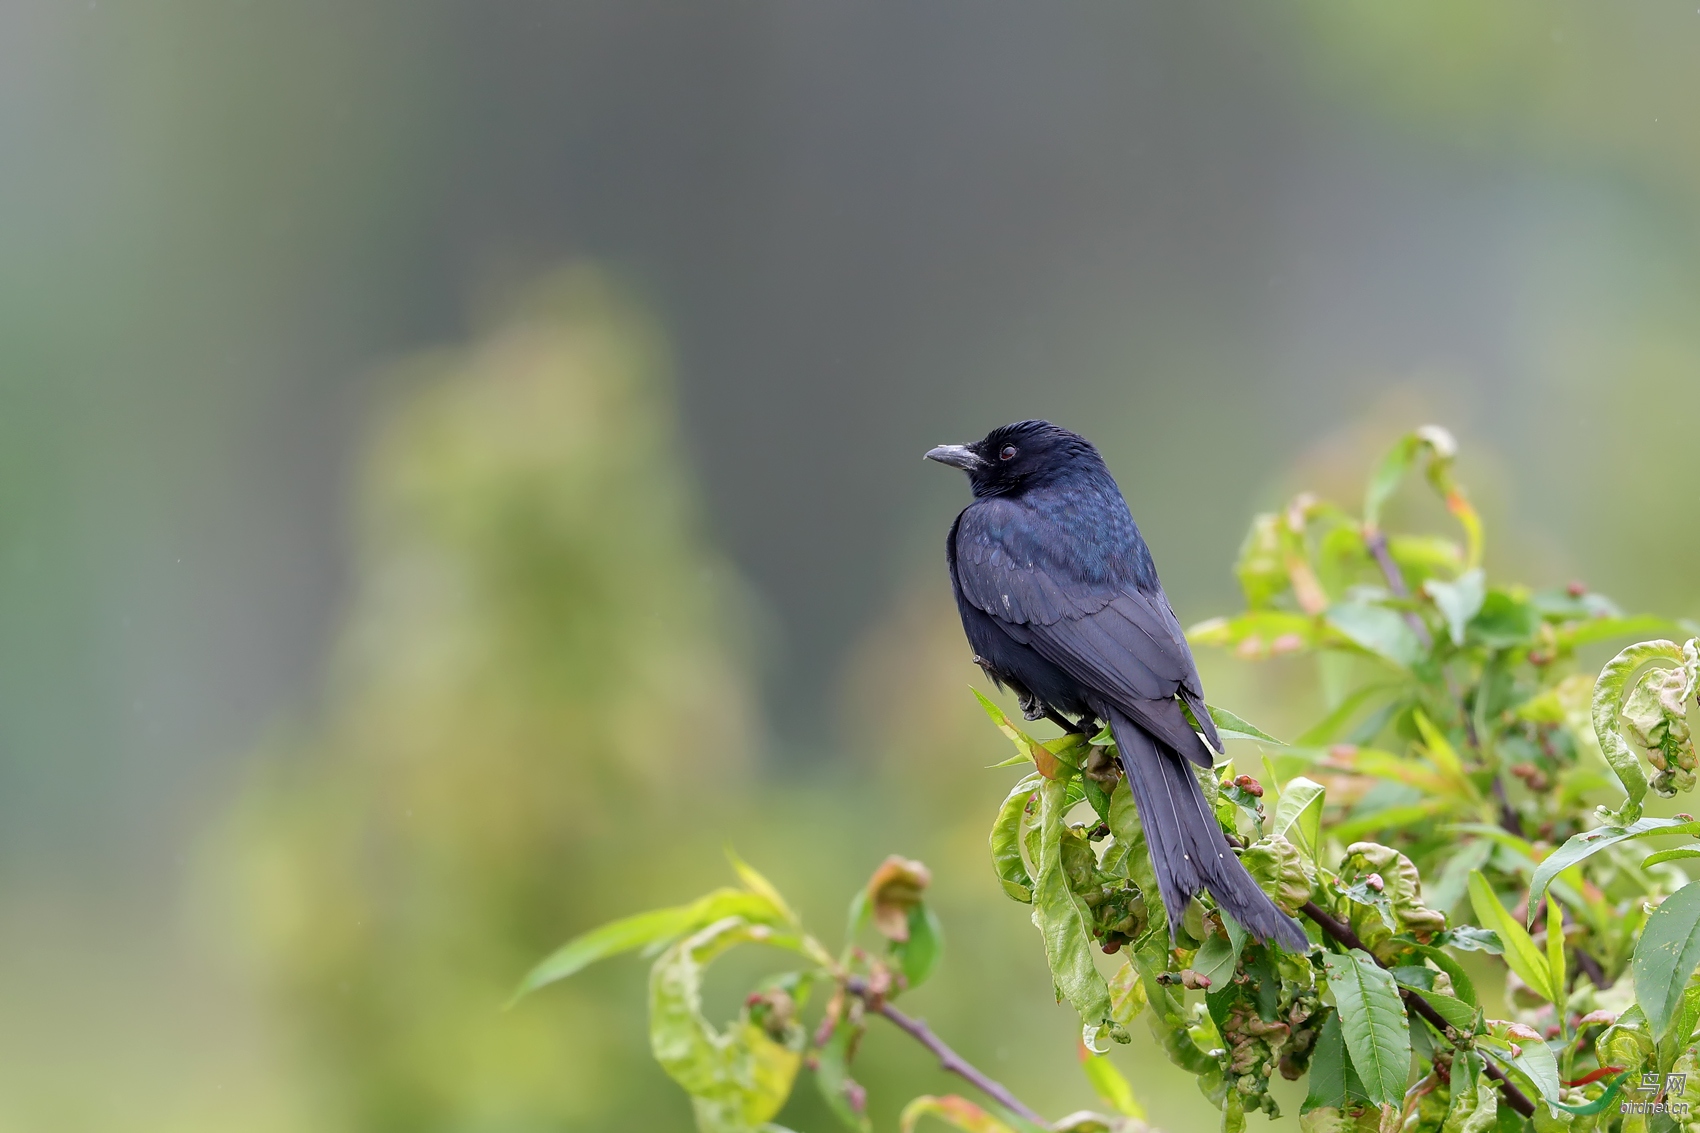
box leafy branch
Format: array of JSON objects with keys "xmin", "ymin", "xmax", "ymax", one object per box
[{"xmin": 517, "ymin": 426, "xmax": 1700, "ymax": 1133}]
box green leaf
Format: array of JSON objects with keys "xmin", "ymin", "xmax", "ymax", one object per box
[
  {"xmin": 1643, "ymin": 847, "xmax": 1700, "ymax": 868},
  {"xmin": 1483, "ymin": 1021, "xmax": 1562, "ymax": 1105},
  {"xmin": 1272, "ymin": 776, "xmax": 1326, "ymax": 859},
  {"xmin": 726, "ymin": 847, "xmax": 800, "ymax": 927},
  {"xmin": 1556, "ymin": 614, "xmax": 1684, "ymax": 651},
  {"xmin": 894, "ymin": 903, "xmax": 943, "ymax": 990},
  {"xmin": 1467, "ymin": 871, "xmax": 1554, "ymax": 1003},
  {"xmin": 973, "ymin": 688, "xmax": 1082, "ymax": 780},
  {"xmin": 988, "ymin": 773, "xmax": 1042, "ymax": 903},
  {"xmin": 1468, "ymin": 589, "xmax": 1538, "ymax": 649},
  {"xmin": 1545, "ymin": 902, "xmax": 1565, "ymax": 1005},
  {"xmin": 898, "ymin": 1095, "xmax": 1019, "ymax": 1133},
  {"xmin": 1301, "ymin": 1011, "xmax": 1355, "ymax": 1114},
  {"xmin": 1295, "ymin": 683, "xmax": 1399, "ymax": 747},
  {"xmin": 1193, "ymin": 929, "xmax": 1238, "ymax": 992},
  {"xmin": 1079, "ymin": 1049, "xmax": 1145, "ymax": 1118},
  {"xmin": 1321, "ymin": 950, "xmax": 1411, "ymax": 1107},
  {"xmin": 512, "ymin": 888, "xmax": 785, "ymax": 1003},
  {"xmin": 1405, "ymin": 944, "xmax": 1478, "ymax": 1007},
  {"xmin": 814, "ymin": 1019, "xmax": 871, "ymax": 1132},
  {"xmin": 650, "ymin": 918, "xmax": 808, "ymax": 1131},
  {"xmin": 1632, "ymin": 881, "xmax": 1700, "ymax": 1040},
  {"xmin": 1425, "ymin": 568, "xmax": 1485, "ymax": 646},
  {"xmin": 1526, "ymin": 818, "xmax": 1700, "ymax": 923},
  {"xmin": 1031, "ymin": 778, "xmax": 1121, "ymax": 1041},
  {"xmin": 1410, "ymin": 708, "xmax": 1475, "ymax": 798},
  {"xmin": 1205, "ymin": 703, "xmax": 1287, "ymax": 746},
  {"xmin": 1326, "ymin": 600, "xmax": 1423, "ymax": 669},
  {"xmin": 1416, "ymin": 991, "xmax": 1479, "ymax": 1035}
]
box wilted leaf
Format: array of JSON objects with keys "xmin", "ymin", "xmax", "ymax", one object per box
[
  {"xmin": 650, "ymin": 918, "xmax": 808, "ymax": 1130},
  {"xmin": 1321, "ymin": 950, "xmax": 1410, "ymax": 1108},
  {"xmin": 898, "ymin": 1095, "xmax": 1019, "ymax": 1133},
  {"xmin": 513, "ymin": 887, "xmax": 786, "ymax": 1002},
  {"xmin": 865, "ymin": 856, "xmax": 932, "ymax": 942},
  {"xmin": 1031, "ymin": 778, "xmax": 1121, "ymax": 1041},
  {"xmin": 1632, "ymin": 881, "xmax": 1700, "ymax": 1040},
  {"xmin": 1466, "ymin": 872, "xmax": 1554, "ymax": 1004}
]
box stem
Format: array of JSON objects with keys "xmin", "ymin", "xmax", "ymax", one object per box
[
  {"xmin": 844, "ymin": 976, "xmax": 1047, "ymax": 1127},
  {"xmin": 1365, "ymin": 530, "xmax": 1432, "ymax": 649},
  {"xmin": 1299, "ymin": 902, "xmax": 1536, "ymax": 1119}
]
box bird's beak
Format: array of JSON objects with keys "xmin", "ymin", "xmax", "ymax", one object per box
[{"xmin": 924, "ymin": 444, "xmax": 987, "ymax": 471}]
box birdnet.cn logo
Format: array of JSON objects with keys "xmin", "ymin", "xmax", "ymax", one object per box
[{"xmin": 1621, "ymin": 1072, "xmax": 1690, "ymax": 1117}]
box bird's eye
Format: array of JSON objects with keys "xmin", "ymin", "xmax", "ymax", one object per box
[{"xmin": 999, "ymin": 445, "xmax": 1018, "ymax": 461}]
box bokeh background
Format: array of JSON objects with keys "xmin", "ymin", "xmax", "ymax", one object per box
[{"xmin": 4, "ymin": 3, "xmax": 1700, "ymax": 1130}]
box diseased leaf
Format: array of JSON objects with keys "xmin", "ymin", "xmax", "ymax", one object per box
[
  {"xmin": 1591, "ymin": 640, "xmax": 1695, "ymax": 824},
  {"xmin": 1322, "ymin": 950, "xmax": 1411, "ymax": 1107},
  {"xmin": 513, "ymin": 888, "xmax": 785, "ymax": 1002},
  {"xmin": 650, "ymin": 918, "xmax": 808, "ymax": 1131},
  {"xmin": 865, "ymin": 856, "xmax": 932, "ymax": 941},
  {"xmin": 988, "ymin": 773, "xmax": 1043, "ymax": 903},
  {"xmin": 898, "ymin": 1095, "xmax": 1019, "ymax": 1133},
  {"xmin": 1467, "ymin": 872, "xmax": 1554, "ymax": 1003},
  {"xmin": 1206, "ymin": 703, "xmax": 1287, "ymax": 746},
  {"xmin": 1632, "ymin": 881, "xmax": 1700, "ymax": 1039},
  {"xmin": 1031, "ymin": 778, "xmax": 1121, "ymax": 1041},
  {"xmin": 1326, "ymin": 600, "xmax": 1423, "ymax": 669},
  {"xmin": 1525, "ymin": 817, "xmax": 1700, "ymax": 922},
  {"xmin": 1107, "ymin": 960, "xmax": 1147, "ymax": 1027}
]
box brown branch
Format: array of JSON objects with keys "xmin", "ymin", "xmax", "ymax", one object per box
[
  {"xmin": 1299, "ymin": 902, "xmax": 1536, "ymax": 1118},
  {"xmin": 844, "ymin": 976, "xmax": 1047, "ymax": 1127}
]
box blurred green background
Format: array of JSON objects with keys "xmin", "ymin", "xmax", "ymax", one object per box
[{"xmin": 4, "ymin": 2, "xmax": 1700, "ymax": 1130}]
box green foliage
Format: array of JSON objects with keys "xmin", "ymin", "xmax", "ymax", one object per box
[{"xmin": 527, "ymin": 426, "xmax": 1700, "ymax": 1132}]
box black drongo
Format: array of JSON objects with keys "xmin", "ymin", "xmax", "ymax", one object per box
[{"xmin": 927, "ymin": 419, "xmax": 1307, "ymax": 951}]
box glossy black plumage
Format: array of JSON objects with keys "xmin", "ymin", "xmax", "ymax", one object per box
[{"xmin": 929, "ymin": 421, "xmax": 1308, "ymax": 951}]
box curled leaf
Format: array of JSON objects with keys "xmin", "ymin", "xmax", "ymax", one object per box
[
  {"xmin": 988, "ymin": 773, "xmax": 1042, "ymax": 902},
  {"xmin": 865, "ymin": 856, "xmax": 932, "ymax": 942},
  {"xmin": 650, "ymin": 917, "xmax": 809, "ymax": 1131},
  {"xmin": 1241, "ymin": 833, "xmax": 1314, "ymax": 916},
  {"xmin": 1592, "ymin": 639, "xmax": 1697, "ymax": 823},
  {"xmin": 1031, "ymin": 779, "xmax": 1124, "ymax": 1042}
]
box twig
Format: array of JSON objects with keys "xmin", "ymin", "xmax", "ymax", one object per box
[
  {"xmin": 844, "ymin": 976, "xmax": 1047, "ymax": 1127},
  {"xmin": 1365, "ymin": 530, "xmax": 1432, "ymax": 649},
  {"xmin": 1368, "ymin": 527, "xmax": 1525, "ymax": 838},
  {"xmin": 1299, "ymin": 902, "xmax": 1536, "ymax": 1118}
]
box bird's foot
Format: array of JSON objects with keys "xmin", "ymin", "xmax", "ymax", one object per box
[{"xmin": 1017, "ymin": 689, "xmax": 1047, "ymax": 723}]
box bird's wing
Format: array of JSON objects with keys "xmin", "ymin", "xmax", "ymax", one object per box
[{"xmin": 954, "ymin": 500, "xmax": 1221, "ymax": 762}]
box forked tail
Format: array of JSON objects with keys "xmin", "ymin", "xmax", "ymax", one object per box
[{"xmin": 1109, "ymin": 708, "xmax": 1309, "ymax": 952}]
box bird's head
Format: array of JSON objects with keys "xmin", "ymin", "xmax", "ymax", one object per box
[{"xmin": 924, "ymin": 419, "xmax": 1102, "ymax": 498}]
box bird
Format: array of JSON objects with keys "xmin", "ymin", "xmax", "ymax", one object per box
[{"xmin": 926, "ymin": 419, "xmax": 1308, "ymax": 952}]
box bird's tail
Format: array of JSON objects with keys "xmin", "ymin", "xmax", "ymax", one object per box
[{"xmin": 1109, "ymin": 708, "xmax": 1309, "ymax": 952}]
